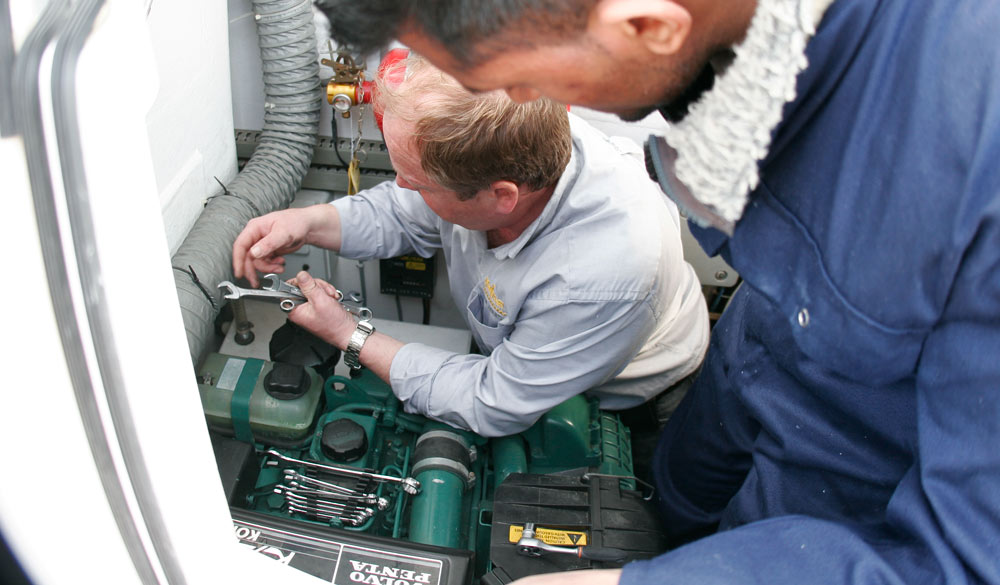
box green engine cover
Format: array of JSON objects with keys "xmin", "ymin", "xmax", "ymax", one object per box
[{"xmin": 209, "ymin": 362, "xmax": 641, "ymax": 582}]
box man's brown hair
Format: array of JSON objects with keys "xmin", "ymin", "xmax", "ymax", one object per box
[{"xmin": 376, "ymin": 55, "xmax": 571, "ymax": 200}]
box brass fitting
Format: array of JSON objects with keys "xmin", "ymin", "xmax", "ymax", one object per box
[{"xmin": 327, "ymin": 82, "xmax": 359, "ymax": 117}]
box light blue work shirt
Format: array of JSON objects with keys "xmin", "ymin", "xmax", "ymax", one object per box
[{"xmin": 333, "ymin": 114, "xmax": 709, "ymax": 437}]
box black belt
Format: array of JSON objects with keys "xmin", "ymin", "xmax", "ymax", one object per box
[{"xmin": 617, "ymin": 369, "xmax": 700, "ymax": 432}]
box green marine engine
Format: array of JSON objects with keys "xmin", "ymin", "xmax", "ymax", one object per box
[{"xmin": 198, "ymin": 353, "xmax": 666, "ymax": 584}]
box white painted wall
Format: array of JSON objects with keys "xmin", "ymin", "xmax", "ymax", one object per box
[{"xmin": 146, "ymin": 0, "xmax": 237, "ymax": 255}]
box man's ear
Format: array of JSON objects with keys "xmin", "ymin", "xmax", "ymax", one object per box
[
  {"xmin": 591, "ymin": 0, "xmax": 692, "ymax": 56},
  {"xmin": 490, "ymin": 181, "xmax": 520, "ymax": 214}
]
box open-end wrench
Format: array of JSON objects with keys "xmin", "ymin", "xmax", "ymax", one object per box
[
  {"xmin": 221, "ymin": 274, "xmax": 374, "ymax": 318},
  {"xmin": 282, "ymin": 471, "xmax": 390, "ymax": 509},
  {"xmin": 280, "ymin": 490, "xmax": 376, "ymax": 516},
  {"xmin": 218, "ymin": 280, "xmax": 305, "ymax": 312},
  {"xmin": 282, "ymin": 469, "xmax": 359, "ymax": 495},
  {"xmin": 278, "ymin": 482, "xmax": 389, "ymax": 510},
  {"xmin": 274, "ymin": 276, "xmax": 373, "ymax": 319},
  {"xmin": 263, "ymin": 273, "xmax": 367, "ymax": 311},
  {"xmin": 262, "ymin": 273, "xmax": 305, "ymax": 297},
  {"xmin": 285, "ymin": 502, "xmax": 372, "ymax": 526},
  {"xmin": 264, "ymin": 449, "xmax": 420, "ymax": 495}
]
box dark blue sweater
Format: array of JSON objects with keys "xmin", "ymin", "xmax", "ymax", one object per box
[{"xmin": 624, "ymin": 0, "xmax": 1000, "ymax": 583}]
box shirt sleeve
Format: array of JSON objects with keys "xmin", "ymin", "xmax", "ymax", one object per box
[
  {"xmin": 621, "ymin": 200, "xmax": 1000, "ymax": 585},
  {"xmin": 389, "ymin": 294, "xmax": 659, "ymax": 437},
  {"xmin": 331, "ymin": 181, "xmax": 442, "ymax": 260}
]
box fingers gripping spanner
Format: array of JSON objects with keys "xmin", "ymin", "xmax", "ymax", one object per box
[{"xmin": 218, "ymin": 273, "xmax": 374, "ymax": 318}]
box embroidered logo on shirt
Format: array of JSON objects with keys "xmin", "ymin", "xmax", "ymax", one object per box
[{"xmin": 483, "ymin": 277, "xmax": 507, "ymax": 317}]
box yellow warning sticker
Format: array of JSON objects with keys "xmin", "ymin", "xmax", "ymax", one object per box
[{"xmin": 508, "ymin": 525, "xmax": 588, "ymax": 546}]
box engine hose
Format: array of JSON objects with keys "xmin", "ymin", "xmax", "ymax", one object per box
[
  {"xmin": 408, "ymin": 430, "xmax": 476, "ymax": 548},
  {"xmin": 172, "ymin": 0, "xmax": 322, "ymax": 365}
]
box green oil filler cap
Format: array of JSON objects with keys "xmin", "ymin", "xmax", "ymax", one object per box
[{"xmin": 198, "ymin": 353, "xmax": 323, "ymax": 446}]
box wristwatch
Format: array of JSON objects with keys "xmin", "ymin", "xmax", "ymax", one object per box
[{"xmin": 344, "ymin": 319, "xmax": 375, "ymax": 370}]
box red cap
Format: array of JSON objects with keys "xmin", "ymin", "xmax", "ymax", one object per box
[{"xmin": 369, "ymin": 48, "xmax": 410, "ymax": 130}]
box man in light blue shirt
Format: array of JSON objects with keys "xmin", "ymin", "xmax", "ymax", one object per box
[{"xmin": 233, "ymin": 56, "xmax": 708, "ymax": 437}]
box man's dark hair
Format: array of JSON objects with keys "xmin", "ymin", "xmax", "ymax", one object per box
[
  {"xmin": 316, "ymin": 0, "xmax": 413, "ymax": 56},
  {"xmin": 316, "ymin": 0, "xmax": 596, "ymax": 66}
]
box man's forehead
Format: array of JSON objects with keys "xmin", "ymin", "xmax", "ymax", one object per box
[
  {"xmin": 382, "ymin": 114, "xmax": 416, "ymax": 152},
  {"xmin": 382, "ymin": 115, "xmax": 430, "ymax": 177}
]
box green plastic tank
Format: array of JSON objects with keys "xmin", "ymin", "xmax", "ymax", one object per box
[{"xmin": 198, "ymin": 352, "xmax": 323, "ymax": 446}]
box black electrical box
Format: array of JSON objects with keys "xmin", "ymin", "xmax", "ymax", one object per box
[
  {"xmin": 379, "ymin": 254, "xmax": 436, "ymax": 298},
  {"xmin": 484, "ymin": 472, "xmax": 667, "ymax": 584}
]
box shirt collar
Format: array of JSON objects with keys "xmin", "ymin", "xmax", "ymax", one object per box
[
  {"xmin": 657, "ymin": 0, "xmax": 832, "ymax": 230},
  {"xmin": 488, "ymin": 121, "xmax": 581, "ymax": 260}
]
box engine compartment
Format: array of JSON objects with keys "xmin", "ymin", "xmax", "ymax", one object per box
[{"xmin": 198, "ymin": 347, "xmax": 665, "ymax": 584}]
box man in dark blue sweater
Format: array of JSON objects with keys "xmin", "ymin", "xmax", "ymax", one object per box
[{"xmin": 318, "ymin": 1, "xmax": 1000, "ymax": 583}]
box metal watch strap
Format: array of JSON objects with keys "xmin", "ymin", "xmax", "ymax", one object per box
[{"xmin": 344, "ymin": 320, "xmax": 375, "ymax": 370}]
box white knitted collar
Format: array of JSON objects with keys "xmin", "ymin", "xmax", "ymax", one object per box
[{"xmin": 661, "ymin": 0, "xmax": 832, "ymax": 233}]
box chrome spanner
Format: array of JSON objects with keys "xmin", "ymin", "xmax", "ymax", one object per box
[
  {"xmin": 285, "ymin": 502, "xmax": 373, "ymax": 526},
  {"xmin": 282, "ymin": 471, "xmax": 390, "ymax": 509},
  {"xmin": 280, "ymin": 490, "xmax": 375, "ymax": 516},
  {"xmin": 278, "ymin": 482, "xmax": 389, "ymax": 510},
  {"xmin": 264, "ymin": 449, "xmax": 420, "ymax": 495},
  {"xmin": 262, "ymin": 274, "xmax": 373, "ymax": 318},
  {"xmin": 218, "ymin": 279, "xmax": 305, "ymax": 312},
  {"xmin": 218, "ymin": 273, "xmax": 374, "ymax": 318},
  {"xmin": 262, "ymin": 273, "xmax": 305, "ymax": 297}
]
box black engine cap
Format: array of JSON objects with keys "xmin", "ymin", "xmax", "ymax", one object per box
[
  {"xmin": 263, "ymin": 363, "xmax": 309, "ymax": 400},
  {"xmin": 321, "ymin": 419, "xmax": 368, "ymax": 463}
]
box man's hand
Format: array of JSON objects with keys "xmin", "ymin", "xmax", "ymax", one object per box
[
  {"xmin": 286, "ymin": 271, "xmax": 356, "ymax": 349},
  {"xmin": 510, "ymin": 569, "xmax": 622, "ymax": 585},
  {"xmin": 233, "ymin": 205, "xmax": 341, "ymax": 287},
  {"xmin": 291, "ymin": 271, "xmax": 405, "ymax": 383}
]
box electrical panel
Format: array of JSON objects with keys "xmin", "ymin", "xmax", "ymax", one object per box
[{"xmin": 379, "ymin": 254, "xmax": 436, "ymax": 298}]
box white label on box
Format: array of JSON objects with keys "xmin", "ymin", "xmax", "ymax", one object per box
[{"xmin": 218, "ymin": 358, "xmax": 246, "ymax": 391}]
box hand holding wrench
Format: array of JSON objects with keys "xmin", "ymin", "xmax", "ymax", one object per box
[
  {"xmin": 218, "ymin": 277, "xmax": 305, "ymax": 312},
  {"xmin": 219, "ymin": 273, "xmax": 373, "ymax": 318}
]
